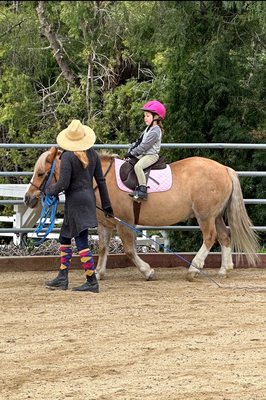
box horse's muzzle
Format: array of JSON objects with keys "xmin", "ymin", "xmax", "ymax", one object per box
[{"xmin": 24, "ymin": 193, "xmax": 39, "ymax": 208}]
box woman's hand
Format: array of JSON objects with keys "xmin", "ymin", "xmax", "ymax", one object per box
[{"xmin": 103, "ymin": 206, "xmax": 114, "ymax": 218}]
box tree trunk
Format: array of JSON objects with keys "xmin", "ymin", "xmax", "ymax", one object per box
[{"xmin": 36, "ymin": 1, "xmax": 76, "ymax": 85}]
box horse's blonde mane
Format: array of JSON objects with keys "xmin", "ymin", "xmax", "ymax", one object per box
[
  {"xmin": 98, "ymin": 150, "xmax": 119, "ymax": 161},
  {"xmin": 35, "ymin": 151, "xmax": 50, "ymax": 172},
  {"xmin": 35, "ymin": 150, "xmax": 118, "ymax": 172}
]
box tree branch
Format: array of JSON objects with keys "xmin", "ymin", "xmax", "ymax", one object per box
[
  {"xmin": 0, "ymin": 20, "xmax": 25, "ymax": 39},
  {"xmin": 36, "ymin": 1, "xmax": 76, "ymax": 85}
]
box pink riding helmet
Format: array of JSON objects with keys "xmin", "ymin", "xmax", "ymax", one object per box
[{"xmin": 141, "ymin": 100, "xmax": 166, "ymax": 120}]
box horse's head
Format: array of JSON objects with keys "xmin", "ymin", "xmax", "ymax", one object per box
[{"xmin": 24, "ymin": 146, "xmax": 61, "ymax": 208}]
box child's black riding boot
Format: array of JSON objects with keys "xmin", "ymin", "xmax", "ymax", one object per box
[
  {"xmin": 46, "ymin": 269, "xmax": 68, "ymax": 290},
  {"xmin": 129, "ymin": 185, "xmax": 147, "ymax": 201},
  {"xmin": 137, "ymin": 185, "xmax": 148, "ymax": 200},
  {"xmin": 72, "ymin": 272, "xmax": 99, "ymax": 293}
]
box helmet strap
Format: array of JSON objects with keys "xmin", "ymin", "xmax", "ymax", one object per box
[{"xmin": 151, "ymin": 112, "xmax": 160, "ymax": 123}]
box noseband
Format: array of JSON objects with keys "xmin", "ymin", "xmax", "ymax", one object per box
[{"xmin": 29, "ymin": 159, "xmax": 57, "ymax": 193}]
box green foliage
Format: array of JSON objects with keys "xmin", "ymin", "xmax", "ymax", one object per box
[
  {"xmin": 0, "ymin": 68, "xmax": 39, "ymax": 136},
  {"xmin": 0, "ymin": 0, "xmax": 265, "ymax": 250},
  {"xmin": 95, "ymin": 80, "xmax": 156, "ymax": 143},
  {"xmin": 151, "ymin": 0, "xmax": 266, "ymax": 250}
]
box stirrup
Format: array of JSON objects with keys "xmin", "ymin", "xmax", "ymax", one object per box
[
  {"xmin": 129, "ymin": 191, "xmax": 137, "ymax": 198},
  {"xmin": 128, "ymin": 186, "xmax": 139, "ymax": 198}
]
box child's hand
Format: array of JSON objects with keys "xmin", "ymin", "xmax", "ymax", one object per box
[{"xmin": 124, "ymin": 152, "xmax": 134, "ymax": 159}]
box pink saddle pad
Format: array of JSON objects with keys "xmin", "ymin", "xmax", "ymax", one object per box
[{"xmin": 114, "ymin": 158, "xmax": 172, "ymax": 193}]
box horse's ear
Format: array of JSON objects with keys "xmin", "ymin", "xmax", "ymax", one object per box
[{"xmin": 47, "ymin": 146, "xmax": 58, "ymax": 163}]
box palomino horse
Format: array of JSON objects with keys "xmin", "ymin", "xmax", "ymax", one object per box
[{"xmin": 24, "ymin": 147, "xmax": 259, "ymax": 281}]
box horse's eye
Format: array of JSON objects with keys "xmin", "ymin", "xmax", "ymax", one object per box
[{"xmin": 37, "ymin": 172, "xmax": 45, "ymax": 177}]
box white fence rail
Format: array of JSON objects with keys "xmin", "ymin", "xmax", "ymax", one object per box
[{"xmin": 0, "ymin": 143, "xmax": 265, "ymax": 245}]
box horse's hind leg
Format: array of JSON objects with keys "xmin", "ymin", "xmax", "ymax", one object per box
[
  {"xmin": 95, "ymin": 223, "xmax": 113, "ymax": 280},
  {"xmin": 187, "ymin": 218, "xmax": 217, "ymax": 281},
  {"xmin": 216, "ymin": 215, "xmax": 234, "ymax": 277},
  {"xmin": 117, "ymin": 223, "xmax": 155, "ymax": 281}
]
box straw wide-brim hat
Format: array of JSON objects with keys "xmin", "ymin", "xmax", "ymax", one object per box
[{"xmin": 57, "ymin": 119, "xmax": 96, "ymax": 151}]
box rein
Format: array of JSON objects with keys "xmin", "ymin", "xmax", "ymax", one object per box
[
  {"xmin": 93, "ymin": 157, "xmax": 114, "ymax": 192},
  {"xmin": 94, "ymin": 156, "xmax": 141, "ymax": 224},
  {"xmin": 33, "ymin": 159, "xmax": 59, "ymax": 246}
]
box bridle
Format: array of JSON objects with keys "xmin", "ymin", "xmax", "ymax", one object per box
[{"xmin": 29, "ymin": 159, "xmax": 57, "ymax": 193}]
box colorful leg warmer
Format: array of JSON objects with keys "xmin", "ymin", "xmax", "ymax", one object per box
[
  {"xmin": 59, "ymin": 245, "xmax": 72, "ymax": 270},
  {"xmin": 79, "ymin": 248, "xmax": 95, "ymax": 277}
]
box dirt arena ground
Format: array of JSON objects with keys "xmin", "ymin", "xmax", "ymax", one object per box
[{"xmin": 1, "ymin": 266, "xmax": 266, "ymax": 400}]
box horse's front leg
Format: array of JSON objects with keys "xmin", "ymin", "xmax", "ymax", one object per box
[
  {"xmin": 95, "ymin": 223, "xmax": 113, "ymax": 280},
  {"xmin": 187, "ymin": 243, "xmax": 210, "ymax": 281},
  {"xmin": 117, "ymin": 223, "xmax": 155, "ymax": 281}
]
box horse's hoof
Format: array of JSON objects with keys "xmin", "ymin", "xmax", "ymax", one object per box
[
  {"xmin": 95, "ymin": 271, "xmax": 104, "ymax": 281},
  {"xmin": 226, "ymin": 265, "xmax": 234, "ymax": 271},
  {"xmin": 186, "ymin": 272, "xmax": 196, "ymax": 282},
  {"xmin": 147, "ymin": 269, "xmax": 156, "ymax": 281},
  {"xmin": 218, "ymin": 271, "xmax": 228, "ymax": 279}
]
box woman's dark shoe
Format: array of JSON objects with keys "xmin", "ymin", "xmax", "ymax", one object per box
[
  {"xmin": 72, "ymin": 281, "xmax": 99, "ymax": 293},
  {"xmin": 72, "ymin": 273, "xmax": 99, "ymax": 293},
  {"xmin": 45, "ymin": 269, "xmax": 68, "ymax": 290}
]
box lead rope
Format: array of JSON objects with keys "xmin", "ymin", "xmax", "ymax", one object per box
[
  {"xmin": 34, "ymin": 160, "xmax": 59, "ymax": 246},
  {"xmin": 96, "ymin": 206, "xmax": 221, "ymax": 288},
  {"xmin": 97, "ymin": 206, "xmax": 266, "ymax": 292}
]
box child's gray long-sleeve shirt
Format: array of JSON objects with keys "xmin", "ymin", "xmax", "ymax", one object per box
[{"xmin": 129, "ymin": 126, "xmax": 162, "ymax": 157}]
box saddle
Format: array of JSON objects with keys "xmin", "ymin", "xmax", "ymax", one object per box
[{"xmin": 119, "ymin": 156, "xmax": 167, "ymax": 191}]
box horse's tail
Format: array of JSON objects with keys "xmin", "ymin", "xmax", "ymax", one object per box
[{"xmin": 225, "ymin": 167, "xmax": 260, "ymax": 266}]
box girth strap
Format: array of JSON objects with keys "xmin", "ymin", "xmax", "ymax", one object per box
[{"xmin": 133, "ymin": 201, "xmax": 141, "ymax": 225}]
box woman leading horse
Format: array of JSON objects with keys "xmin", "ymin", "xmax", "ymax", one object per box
[{"xmin": 24, "ymin": 145, "xmax": 260, "ymax": 282}]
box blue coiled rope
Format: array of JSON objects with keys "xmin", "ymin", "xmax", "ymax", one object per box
[{"xmin": 34, "ymin": 160, "xmax": 59, "ymax": 246}]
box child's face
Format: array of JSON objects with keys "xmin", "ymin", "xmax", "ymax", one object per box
[{"xmin": 144, "ymin": 111, "xmax": 154, "ymax": 126}]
